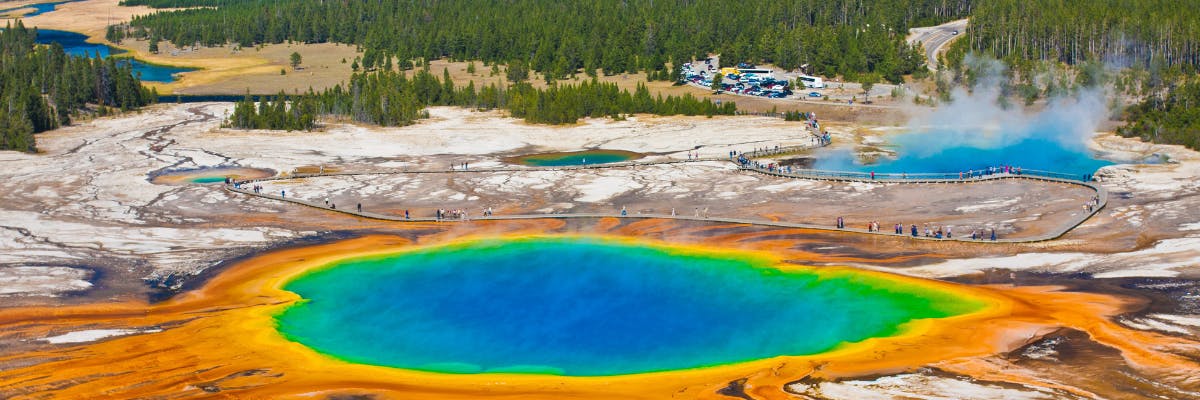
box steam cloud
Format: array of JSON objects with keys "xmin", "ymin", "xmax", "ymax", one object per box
[{"xmin": 903, "ymin": 55, "xmax": 1110, "ymax": 158}]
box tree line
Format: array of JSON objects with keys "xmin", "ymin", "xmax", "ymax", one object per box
[
  {"xmin": 961, "ymin": 0, "xmax": 1200, "ymax": 70},
  {"xmin": 114, "ymin": 0, "xmax": 973, "ymax": 83},
  {"xmin": 228, "ymin": 68, "xmax": 736, "ymax": 129},
  {"xmin": 1, "ymin": 21, "xmax": 156, "ymax": 152},
  {"xmin": 1120, "ymin": 81, "xmax": 1200, "ymax": 150}
]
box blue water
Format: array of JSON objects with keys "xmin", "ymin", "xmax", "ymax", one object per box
[
  {"xmin": 0, "ymin": 0, "xmax": 77, "ymax": 17},
  {"xmin": 813, "ymin": 132, "xmax": 1113, "ymax": 177},
  {"xmin": 276, "ymin": 237, "xmax": 981, "ymax": 376},
  {"xmin": 515, "ymin": 150, "xmax": 640, "ymax": 166},
  {"xmin": 34, "ymin": 29, "xmax": 194, "ymax": 82}
]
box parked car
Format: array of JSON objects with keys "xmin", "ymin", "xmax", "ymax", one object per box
[{"xmin": 808, "ymin": 91, "xmax": 822, "ymax": 98}]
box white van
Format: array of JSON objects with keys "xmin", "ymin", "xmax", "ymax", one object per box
[{"xmin": 798, "ymin": 75, "xmax": 825, "ymax": 89}]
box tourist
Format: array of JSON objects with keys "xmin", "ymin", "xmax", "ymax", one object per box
[
  {"xmin": 357, "ymin": 203, "xmax": 362, "ymax": 212},
  {"xmin": 870, "ymin": 171, "xmax": 875, "ymax": 180},
  {"xmin": 281, "ymin": 190, "xmax": 285, "ymax": 198},
  {"xmin": 671, "ymin": 208, "xmax": 676, "ymax": 216},
  {"xmin": 946, "ymin": 226, "xmax": 952, "ymax": 239},
  {"xmin": 911, "ymin": 224, "xmax": 918, "ymax": 237},
  {"xmin": 703, "ymin": 207, "xmax": 709, "ymax": 218},
  {"xmin": 836, "ymin": 216, "xmax": 844, "ymax": 229},
  {"xmin": 405, "ymin": 209, "xmax": 410, "ymax": 220},
  {"xmin": 621, "ymin": 206, "xmax": 627, "ymax": 216},
  {"xmin": 990, "ymin": 229, "xmax": 997, "ymax": 241},
  {"xmin": 331, "ymin": 203, "xmax": 336, "ymax": 210}
]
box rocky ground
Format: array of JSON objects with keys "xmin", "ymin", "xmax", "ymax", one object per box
[{"xmin": 1, "ymin": 103, "xmax": 1199, "ymax": 399}]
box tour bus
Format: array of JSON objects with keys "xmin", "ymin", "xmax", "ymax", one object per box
[
  {"xmin": 736, "ymin": 68, "xmax": 774, "ymax": 78},
  {"xmin": 797, "ymin": 75, "xmax": 825, "ymax": 88}
]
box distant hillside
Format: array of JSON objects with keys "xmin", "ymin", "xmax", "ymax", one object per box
[
  {"xmin": 114, "ymin": 0, "xmax": 974, "ymax": 83},
  {"xmin": 964, "ymin": 0, "xmax": 1200, "ymax": 69},
  {"xmin": 1121, "ymin": 81, "xmax": 1200, "ymax": 150}
]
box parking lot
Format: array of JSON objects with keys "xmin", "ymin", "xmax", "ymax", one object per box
[{"xmin": 679, "ymin": 56, "xmax": 903, "ymax": 104}]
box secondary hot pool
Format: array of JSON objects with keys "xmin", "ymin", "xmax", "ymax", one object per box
[
  {"xmin": 508, "ymin": 150, "xmax": 643, "ymax": 167},
  {"xmin": 149, "ymin": 166, "xmax": 274, "ymax": 185}
]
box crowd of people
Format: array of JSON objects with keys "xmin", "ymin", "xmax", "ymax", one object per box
[
  {"xmin": 1084, "ymin": 195, "xmax": 1101, "ymax": 213},
  {"xmin": 838, "ymin": 216, "xmax": 1000, "ymax": 240},
  {"xmin": 226, "ymin": 155, "xmax": 1086, "ymax": 244}
]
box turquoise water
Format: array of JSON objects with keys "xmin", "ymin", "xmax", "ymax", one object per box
[
  {"xmin": 813, "ymin": 131, "xmax": 1113, "ymax": 177},
  {"xmin": 149, "ymin": 166, "xmax": 272, "ymax": 185},
  {"xmin": 276, "ymin": 237, "xmax": 981, "ymax": 376},
  {"xmin": 0, "ymin": 1, "xmax": 77, "ymax": 17},
  {"xmin": 190, "ymin": 176, "xmax": 227, "ymax": 183},
  {"xmin": 516, "ymin": 150, "xmax": 639, "ymax": 166},
  {"xmin": 34, "ymin": 30, "xmax": 194, "ymax": 83}
]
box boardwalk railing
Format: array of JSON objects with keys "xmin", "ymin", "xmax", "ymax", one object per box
[
  {"xmin": 742, "ymin": 166, "xmax": 1092, "ymax": 184},
  {"xmin": 228, "ymin": 142, "xmax": 1107, "ymax": 244}
]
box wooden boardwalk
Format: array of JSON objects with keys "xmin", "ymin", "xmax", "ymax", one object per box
[{"xmin": 227, "ymin": 143, "xmax": 1106, "ymax": 244}]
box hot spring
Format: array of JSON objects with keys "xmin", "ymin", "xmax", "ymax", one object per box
[
  {"xmin": 812, "ymin": 134, "xmax": 1113, "ymax": 177},
  {"xmin": 509, "ymin": 150, "xmax": 643, "ymax": 167},
  {"xmin": 812, "ymin": 88, "xmax": 1127, "ymax": 177},
  {"xmin": 275, "ymin": 237, "xmax": 985, "ymax": 376},
  {"xmin": 149, "ymin": 166, "xmax": 274, "ymax": 185}
]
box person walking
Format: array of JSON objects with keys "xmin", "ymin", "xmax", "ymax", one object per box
[
  {"xmin": 357, "ymin": 203, "xmax": 362, "ymax": 212},
  {"xmin": 990, "ymin": 229, "xmax": 997, "ymax": 241},
  {"xmin": 405, "ymin": 209, "xmax": 410, "ymax": 220},
  {"xmin": 621, "ymin": 206, "xmax": 627, "ymax": 216}
]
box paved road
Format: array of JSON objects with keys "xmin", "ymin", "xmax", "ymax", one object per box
[{"xmin": 907, "ymin": 19, "xmax": 968, "ymax": 71}]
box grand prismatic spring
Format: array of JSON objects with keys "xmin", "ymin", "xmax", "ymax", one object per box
[
  {"xmin": 275, "ymin": 237, "xmax": 985, "ymax": 376},
  {"xmin": 4, "ymin": 221, "xmax": 1195, "ymax": 399},
  {"xmin": 3, "ymin": 4, "xmax": 1200, "ymax": 394}
]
